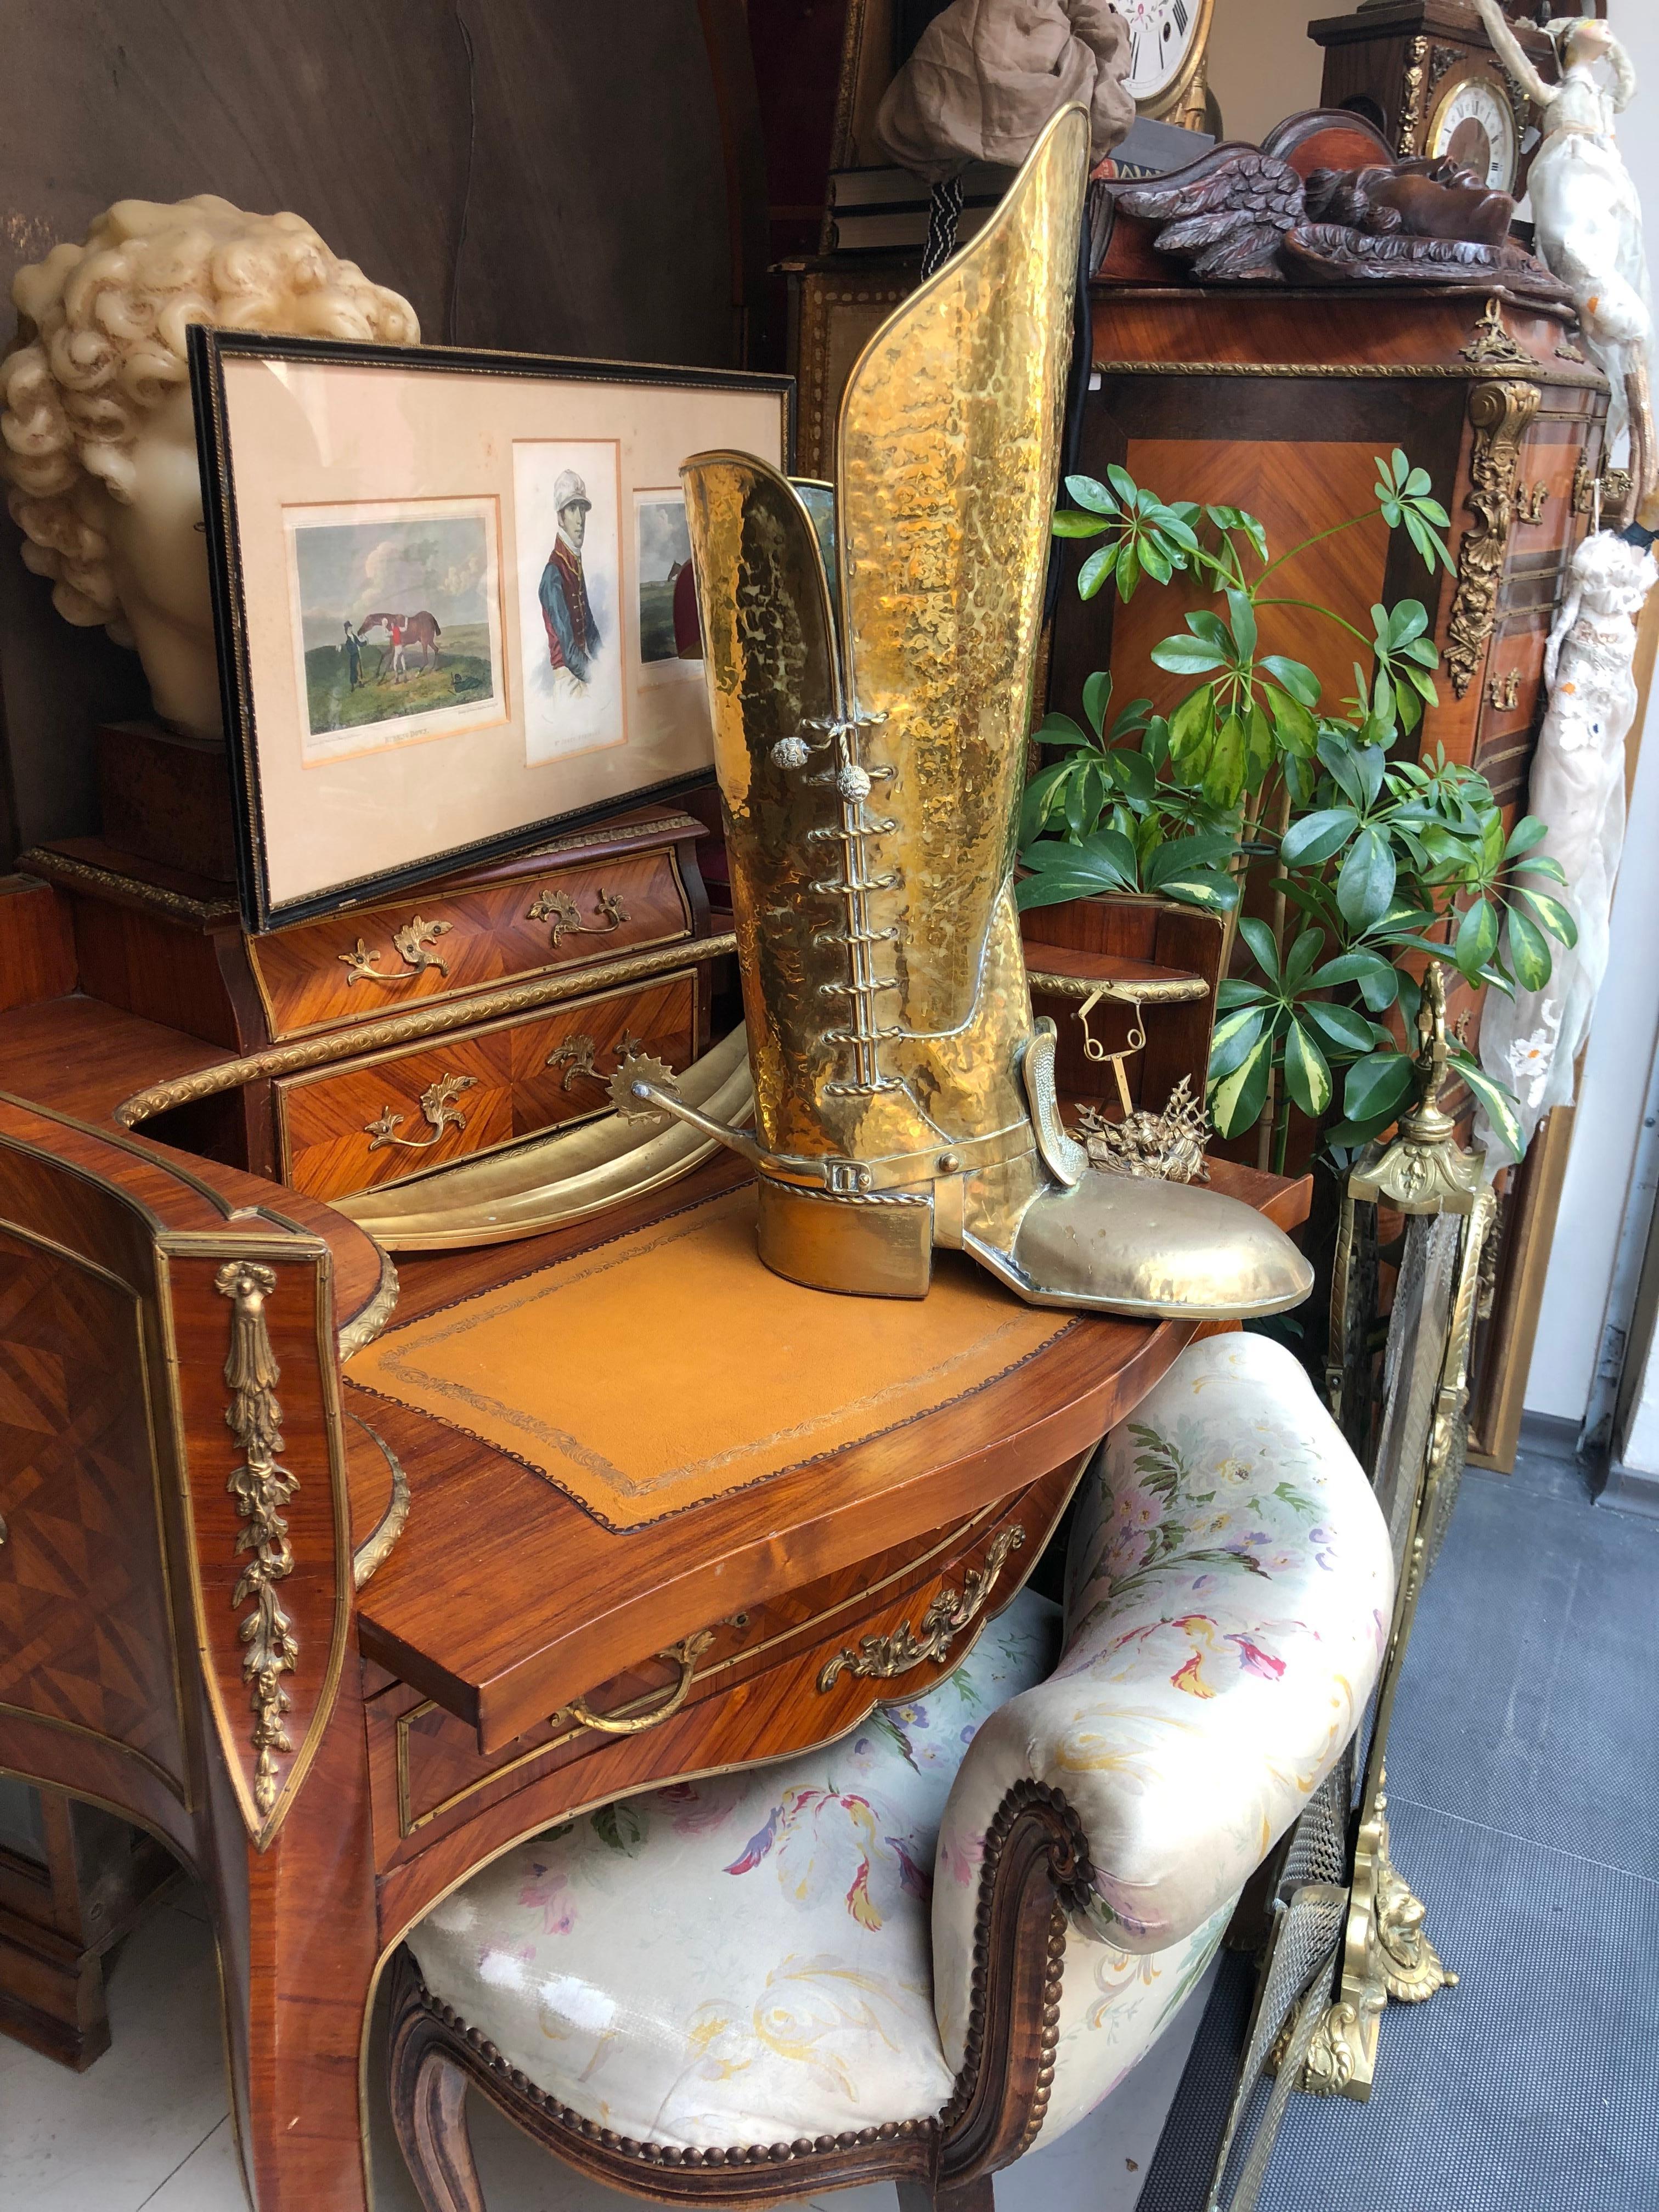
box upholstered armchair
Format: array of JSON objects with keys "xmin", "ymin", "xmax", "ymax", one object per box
[{"xmin": 391, "ymin": 1333, "xmax": 1393, "ymax": 2212}]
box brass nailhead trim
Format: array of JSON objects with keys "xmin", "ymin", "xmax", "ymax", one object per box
[{"xmin": 938, "ymin": 1776, "xmax": 1094, "ymax": 2154}]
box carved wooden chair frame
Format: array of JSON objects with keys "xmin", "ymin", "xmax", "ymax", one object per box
[{"xmin": 388, "ymin": 1778, "xmax": 1093, "ymax": 2212}]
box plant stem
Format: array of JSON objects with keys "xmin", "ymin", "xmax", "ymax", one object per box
[
  {"xmin": 1254, "ymin": 508, "xmax": 1383, "ymax": 586},
  {"xmin": 1272, "ymin": 1081, "xmax": 1293, "ymax": 1177},
  {"xmin": 1256, "ymin": 1063, "xmax": 1277, "ymax": 1173},
  {"xmin": 1254, "ymin": 597, "xmax": 1374, "ymax": 648}
]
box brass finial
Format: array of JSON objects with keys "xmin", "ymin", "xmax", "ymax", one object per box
[{"xmin": 1348, "ymin": 964, "xmax": 1484, "ymax": 1215}]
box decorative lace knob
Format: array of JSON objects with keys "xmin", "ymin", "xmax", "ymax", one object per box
[
  {"xmin": 771, "ymin": 736, "xmax": 810, "ymax": 770},
  {"xmin": 836, "ymin": 763, "xmax": 872, "ymax": 800}
]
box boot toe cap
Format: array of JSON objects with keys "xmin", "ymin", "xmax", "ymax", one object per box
[{"xmin": 984, "ymin": 1175, "xmax": 1314, "ymax": 1321}]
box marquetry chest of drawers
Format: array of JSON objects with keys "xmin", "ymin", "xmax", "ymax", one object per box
[
  {"xmin": 18, "ymin": 803, "xmax": 717, "ymax": 1201},
  {"xmin": 1048, "ymin": 279, "xmax": 1612, "ymax": 1474}
]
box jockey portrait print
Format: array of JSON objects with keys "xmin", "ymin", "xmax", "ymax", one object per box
[{"xmin": 515, "ymin": 440, "xmax": 624, "ymax": 767}]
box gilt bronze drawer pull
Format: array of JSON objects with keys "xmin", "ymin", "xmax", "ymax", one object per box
[
  {"xmin": 1516, "ymin": 481, "xmax": 1550, "ymax": 524},
  {"xmin": 552, "ymin": 1630, "xmax": 716, "ymax": 1736},
  {"xmin": 339, "ymin": 915, "xmax": 454, "ymax": 986},
  {"xmin": 1484, "ymin": 669, "xmax": 1521, "ymax": 711},
  {"xmin": 364, "ymin": 1073, "xmax": 477, "ymax": 1153},
  {"xmin": 1573, "ymin": 460, "xmax": 1632, "ymax": 518},
  {"xmin": 527, "ymin": 884, "xmax": 630, "ymax": 945},
  {"xmin": 546, "ymin": 1028, "xmax": 650, "ymax": 1093},
  {"xmin": 817, "ymin": 1525, "xmax": 1025, "ymax": 1691}
]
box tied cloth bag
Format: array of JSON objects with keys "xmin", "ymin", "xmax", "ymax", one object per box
[{"xmin": 876, "ymin": 0, "xmax": 1134, "ymax": 272}]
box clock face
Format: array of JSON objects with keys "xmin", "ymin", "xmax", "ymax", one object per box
[
  {"xmin": 1120, "ymin": 0, "xmax": 1203, "ymax": 103},
  {"xmin": 1428, "ymin": 74, "xmax": 1519, "ymax": 194}
]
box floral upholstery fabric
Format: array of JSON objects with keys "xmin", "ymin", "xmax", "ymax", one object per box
[
  {"xmin": 408, "ymin": 1331, "xmax": 1391, "ymax": 2160},
  {"xmin": 407, "ymin": 1593, "xmax": 1059, "ymax": 2149},
  {"xmin": 932, "ymin": 1331, "xmax": 1393, "ymax": 2146}
]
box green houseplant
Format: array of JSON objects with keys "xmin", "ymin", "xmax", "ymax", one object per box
[{"xmin": 1020, "ymin": 454, "xmax": 1576, "ymax": 1172}]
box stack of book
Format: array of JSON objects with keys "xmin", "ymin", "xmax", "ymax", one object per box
[
  {"xmin": 823, "ymin": 162, "xmax": 1011, "ymax": 255},
  {"xmin": 823, "ymin": 117, "xmax": 1214, "ymax": 257}
]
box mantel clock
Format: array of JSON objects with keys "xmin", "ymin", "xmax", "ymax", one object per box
[
  {"xmin": 1307, "ymin": 1, "xmax": 1568, "ymax": 194},
  {"xmin": 1120, "ymin": 0, "xmax": 1216, "ymax": 131}
]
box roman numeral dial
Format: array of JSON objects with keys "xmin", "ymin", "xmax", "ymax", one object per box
[{"xmin": 1119, "ymin": 0, "xmax": 1209, "ymax": 109}]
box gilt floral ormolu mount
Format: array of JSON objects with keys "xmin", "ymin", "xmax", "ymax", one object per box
[{"xmin": 612, "ymin": 105, "xmax": 1310, "ymax": 1323}]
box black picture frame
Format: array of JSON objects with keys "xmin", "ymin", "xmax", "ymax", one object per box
[{"xmin": 189, "ymin": 326, "xmax": 794, "ymax": 933}]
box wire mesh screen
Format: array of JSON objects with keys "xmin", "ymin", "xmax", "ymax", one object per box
[
  {"xmin": 1370, "ymin": 1212, "xmax": 1462, "ymax": 1578},
  {"xmin": 1223, "ymin": 1962, "xmax": 1342, "ymax": 2212},
  {"xmin": 1171, "ymin": 1193, "xmax": 1488, "ymax": 2211},
  {"xmin": 1205, "ymin": 1746, "xmax": 1356, "ymax": 2210},
  {"xmin": 1278, "ymin": 1747, "xmax": 1354, "ymax": 1893}
]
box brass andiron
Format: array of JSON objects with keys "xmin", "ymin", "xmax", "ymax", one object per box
[
  {"xmin": 624, "ymin": 106, "xmax": 1311, "ymax": 1323},
  {"xmin": 1298, "ymin": 961, "xmax": 1488, "ymax": 2105}
]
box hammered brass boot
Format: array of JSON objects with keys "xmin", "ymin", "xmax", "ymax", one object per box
[{"xmin": 628, "ymin": 105, "xmax": 1310, "ymax": 1321}]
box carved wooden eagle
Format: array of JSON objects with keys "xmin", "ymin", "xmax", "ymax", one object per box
[{"xmin": 1120, "ymin": 148, "xmax": 1572, "ymax": 303}]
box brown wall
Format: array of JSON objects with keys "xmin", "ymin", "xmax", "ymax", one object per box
[{"xmin": 0, "ymin": 0, "xmax": 760, "ymax": 864}]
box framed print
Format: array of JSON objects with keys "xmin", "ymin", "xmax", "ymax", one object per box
[
  {"xmin": 287, "ymin": 496, "xmax": 505, "ymax": 763},
  {"xmin": 634, "ymin": 488, "xmax": 702, "ymax": 687},
  {"xmin": 190, "ymin": 329, "xmax": 791, "ymax": 930}
]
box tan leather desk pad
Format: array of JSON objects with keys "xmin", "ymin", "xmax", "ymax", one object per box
[{"xmin": 346, "ymin": 1184, "xmax": 1076, "ymax": 1530}]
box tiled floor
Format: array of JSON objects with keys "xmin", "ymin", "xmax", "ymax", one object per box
[
  {"xmin": 0, "ymin": 1879, "xmax": 1217, "ymax": 2212},
  {"xmin": 1251, "ymin": 1449, "xmax": 1659, "ymax": 2212}
]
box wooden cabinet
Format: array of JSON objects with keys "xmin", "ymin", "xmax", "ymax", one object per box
[
  {"xmin": 1049, "ymin": 281, "xmax": 1610, "ymax": 1469},
  {"xmin": 17, "ymin": 805, "xmax": 717, "ymax": 1186},
  {"xmin": 1053, "ymin": 286, "xmax": 1608, "ymax": 808}
]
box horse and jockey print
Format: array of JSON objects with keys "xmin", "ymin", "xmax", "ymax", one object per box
[
  {"xmin": 357, "ymin": 608, "xmax": 444, "ymax": 681},
  {"xmin": 290, "ymin": 503, "xmax": 500, "ymax": 755}
]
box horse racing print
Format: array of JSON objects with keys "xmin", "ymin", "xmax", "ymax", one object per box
[
  {"xmin": 194, "ymin": 328, "xmax": 789, "ymax": 926},
  {"xmin": 285, "ymin": 496, "xmax": 506, "ymax": 763}
]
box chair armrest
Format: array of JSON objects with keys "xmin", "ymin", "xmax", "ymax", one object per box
[{"xmin": 932, "ymin": 1334, "xmax": 1392, "ymax": 2134}]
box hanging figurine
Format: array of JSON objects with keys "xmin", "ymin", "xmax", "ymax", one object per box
[
  {"xmin": 1474, "ymin": 2, "xmax": 1653, "ymax": 521},
  {"xmin": 1477, "ymin": 528, "xmax": 1658, "ymax": 1161}
]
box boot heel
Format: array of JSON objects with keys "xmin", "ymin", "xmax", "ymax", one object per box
[{"xmin": 756, "ymin": 1180, "xmax": 934, "ymax": 1299}]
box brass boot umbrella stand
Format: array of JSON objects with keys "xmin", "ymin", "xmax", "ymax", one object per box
[{"xmin": 1205, "ymin": 968, "xmax": 1494, "ymax": 2211}]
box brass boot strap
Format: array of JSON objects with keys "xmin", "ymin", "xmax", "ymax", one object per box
[
  {"xmin": 760, "ymin": 1119, "xmax": 1034, "ymax": 1196},
  {"xmin": 625, "ymin": 1076, "xmax": 1032, "ymax": 1195}
]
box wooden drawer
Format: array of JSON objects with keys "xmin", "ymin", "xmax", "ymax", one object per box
[
  {"xmin": 247, "ymin": 834, "xmax": 697, "ymax": 1040},
  {"xmin": 275, "ymin": 973, "xmax": 699, "ymax": 1203},
  {"xmin": 1474, "ymin": 612, "xmax": 1549, "ymax": 811},
  {"xmin": 366, "ymin": 1460, "xmax": 1078, "ymax": 1881},
  {"xmin": 1508, "ymin": 414, "xmax": 1586, "ymax": 560}
]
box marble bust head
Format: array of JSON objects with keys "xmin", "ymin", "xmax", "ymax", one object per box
[{"xmin": 0, "ymin": 195, "xmax": 417, "ymax": 738}]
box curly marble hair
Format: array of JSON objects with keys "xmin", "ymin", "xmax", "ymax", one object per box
[{"xmin": 0, "ymin": 195, "xmax": 418, "ymax": 641}]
